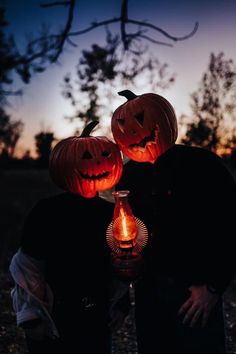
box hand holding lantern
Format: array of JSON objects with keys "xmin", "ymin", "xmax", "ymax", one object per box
[{"xmin": 106, "ymin": 190, "xmax": 148, "ymax": 281}]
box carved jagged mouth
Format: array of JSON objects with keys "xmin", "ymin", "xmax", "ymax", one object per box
[
  {"xmin": 129, "ymin": 126, "xmax": 157, "ymax": 149},
  {"xmin": 79, "ymin": 171, "xmax": 110, "ymax": 180}
]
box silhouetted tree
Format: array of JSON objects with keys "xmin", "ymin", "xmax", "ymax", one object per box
[
  {"xmin": 0, "ymin": 7, "xmax": 21, "ymax": 103},
  {"xmin": 22, "ymin": 149, "xmax": 31, "ymax": 160},
  {"xmin": 180, "ymin": 52, "xmax": 236, "ymax": 154},
  {"xmin": 0, "ymin": 107, "xmax": 23, "ymax": 158},
  {"xmin": 0, "ymin": 6, "xmax": 48, "ymax": 103},
  {"xmin": 62, "ymin": 30, "xmax": 175, "ymax": 133},
  {"xmin": 34, "ymin": 131, "xmax": 55, "ymax": 167},
  {"xmin": 0, "ymin": 0, "xmax": 197, "ymax": 154},
  {"xmin": 231, "ymin": 148, "xmax": 236, "ymax": 168},
  {"xmin": 1, "ymin": 1, "xmax": 197, "ymax": 103},
  {"xmin": 39, "ymin": 0, "xmax": 198, "ymax": 51}
]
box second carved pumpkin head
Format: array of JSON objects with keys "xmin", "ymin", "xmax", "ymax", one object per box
[
  {"xmin": 111, "ymin": 90, "xmax": 178, "ymax": 163},
  {"xmin": 49, "ymin": 121, "xmax": 123, "ymax": 198}
]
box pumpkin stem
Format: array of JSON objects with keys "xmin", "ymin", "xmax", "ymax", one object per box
[
  {"xmin": 118, "ymin": 90, "xmax": 137, "ymax": 101},
  {"xmin": 80, "ymin": 121, "xmax": 99, "ymax": 137}
]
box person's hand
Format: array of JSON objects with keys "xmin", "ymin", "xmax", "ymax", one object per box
[{"xmin": 178, "ymin": 285, "xmax": 219, "ymax": 328}]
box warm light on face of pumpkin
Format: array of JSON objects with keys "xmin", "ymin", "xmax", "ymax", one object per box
[
  {"xmin": 74, "ymin": 137, "xmax": 123, "ymax": 197},
  {"xmin": 111, "ymin": 91, "xmax": 178, "ymax": 163},
  {"xmin": 49, "ymin": 122, "xmax": 123, "ymax": 198}
]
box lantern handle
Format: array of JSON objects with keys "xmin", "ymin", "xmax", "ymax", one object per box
[{"xmin": 118, "ymin": 90, "xmax": 137, "ymax": 101}]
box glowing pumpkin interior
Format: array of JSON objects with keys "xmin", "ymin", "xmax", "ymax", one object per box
[
  {"xmin": 111, "ymin": 90, "xmax": 178, "ymax": 163},
  {"xmin": 49, "ymin": 121, "xmax": 123, "ymax": 198}
]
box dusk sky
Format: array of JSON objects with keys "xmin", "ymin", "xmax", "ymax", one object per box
[{"xmin": 3, "ymin": 0, "xmax": 236, "ymax": 157}]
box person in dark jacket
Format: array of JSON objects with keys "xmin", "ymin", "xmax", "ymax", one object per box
[
  {"xmin": 112, "ymin": 90, "xmax": 236, "ymax": 354},
  {"xmin": 12, "ymin": 192, "xmax": 115, "ymax": 354},
  {"xmin": 9, "ymin": 124, "xmax": 127, "ymax": 354}
]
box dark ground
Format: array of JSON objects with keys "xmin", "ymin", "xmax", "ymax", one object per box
[{"xmin": 0, "ymin": 167, "xmax": 236, "ymax": 354}]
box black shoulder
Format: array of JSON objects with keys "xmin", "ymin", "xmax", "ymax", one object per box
[
  {"xmin": 117, "ymin": 160, "xmax": 153, "ymax": 189},
  {"xmin": 174, "ymin": 144, "xmax": 230, "ymax": 171},
  {"xmin": 35, "ymin": 192, "xmax": 73, "ymax": 208},
  {"xmin": 174, "ymin": 144, "xmax": 236, "ymax": 193},
  {"xmin": 122, "ymin": 160, "xmax": 141, "ymax": 174},
  {"xmin": 174, "ymin": 144, "xmax": 219, "ymax": 160},
  {"xmin": 20, "ymin": 192, "xmax": 72, "ymax": 258}
]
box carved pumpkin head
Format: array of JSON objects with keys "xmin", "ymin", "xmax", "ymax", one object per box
[
  {"xmin": 111, "ymin": 90, "xmax": 178, "ymax": 163},
  {"xmin": 49, "ymin": 121, "xmax": 123, "ymax": 198}
]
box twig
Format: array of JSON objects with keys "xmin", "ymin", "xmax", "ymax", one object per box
[{"xmin": 40, "ymin": 1, "xmax": 70, "ymax": 8}]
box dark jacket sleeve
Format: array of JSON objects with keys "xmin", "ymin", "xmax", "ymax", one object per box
[
  {"xmin": 208, "ymin": 159, "xmax": 236, "ymax": 293},
  {"xmin": 181, "ymin": 149, "xmax": 236, "ymax": 294},
  {"xmin": 21, "ymin": 200, "xmax": 49, "ymax": 260},
  {"xmin": 117, "ymin": 149, "xmax": 236, "ymax": 295}
]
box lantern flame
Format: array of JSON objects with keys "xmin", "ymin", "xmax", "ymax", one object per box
[
  {"xmin": 112, "ymin": 206, "xmax": 137, "ymax": 249},
  {"xmin": 121, "ymin": 208, "xmax": 128, "ymax": 237}
]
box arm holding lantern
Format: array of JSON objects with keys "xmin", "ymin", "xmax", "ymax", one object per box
[
  {"xmin": 116, "ymin": 146, "xmax": 236, "ymax": 329},
  {"xmin": 107, "ymin": 190, "xmax": 147, "ymax": 330}
]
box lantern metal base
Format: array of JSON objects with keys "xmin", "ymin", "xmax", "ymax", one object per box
[{"xmin": 106, "ymin": 217, "xmax": 148, "ymax": 254}]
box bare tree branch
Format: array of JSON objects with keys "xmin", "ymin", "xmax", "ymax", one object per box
[
  {"xmin": 67, "ymin": 20, "xmax": 198, "ymax": 50},
  {"xmin": 69, "ymin": 18, "xmax": 121, "ymax": 36},
  {"xmin": 121, "ymin": 0, "xmax": 128, "ymax": 49},
  {"xmin": 67, "ymin": 0, "xmax": 198, "ymax": 49},
  {"xmin": 6, "ymin": 0, "xmax": 76, "ymax": 69},
  {"xmin": 40, "ymin": 1, "xmax": 71, "ymax": 8},
  {"xmin": 52, "ymin": 0, "xmax": 75, "ymax": 61},
  {"xmin": 66, "ymin": 37, "xmax": 77, "ymax": 47},
  {"xmin": 28, "ymin": 0, "xmax": 198, "ymax": 61},
  {"xmin": 1, "ymin": 0, "xmax": 199, "ymax": 92},
  {"xmin": 128, "ymin": 19, "xmax": 199, "ymax": 42}
]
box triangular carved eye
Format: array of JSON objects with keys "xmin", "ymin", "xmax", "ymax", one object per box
[
  {"xmin": 135, "ymin": 112, "xmax": 144, "ymax": 127},
  {"xmin": 102, "ymin": 151, "xmax": 111, "ymax": 158},
  {"xmin": 82, "ymin": 150, "xmax": 93, "ymax": 159},
  {"xmin": 117, "ymin": 118, "xmax": 125, "ymax": 133}
]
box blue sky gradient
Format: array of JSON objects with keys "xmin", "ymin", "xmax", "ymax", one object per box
[{"xmin": 3, "ymin": 0, "xmax": 236, "ymax": 156}]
